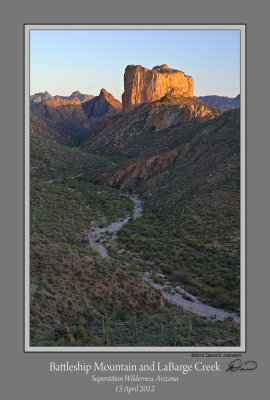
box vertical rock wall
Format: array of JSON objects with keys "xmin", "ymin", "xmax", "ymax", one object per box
[{"xmin": 122, "ymin": 64, "xmax": 194, "ymax": 114}]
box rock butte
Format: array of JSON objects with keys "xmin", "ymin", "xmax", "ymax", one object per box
[{"xmin": 122, "ymin": 64, "xmax": 194, "ymax": 114}]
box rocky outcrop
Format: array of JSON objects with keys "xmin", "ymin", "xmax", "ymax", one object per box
[
  {"xmin": 82, "ymin": 88, "xmax": 122, "ymax": 133},
  {"xmin": 122, "ymin": 64, "xmax": 194, "ymax": 114},
  {"xmin": 33, "ymin": 97, "xmax": 91, "ymax": 128},
  {"xmin": 106, "ymin": 148, "xmax": 179, "ymax": 190}
]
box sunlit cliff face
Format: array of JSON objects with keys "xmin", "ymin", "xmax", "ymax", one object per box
[{"xmin": 122, "ymin": 64, "xmax": 194, "ymax": 114}]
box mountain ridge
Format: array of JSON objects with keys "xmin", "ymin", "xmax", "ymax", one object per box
[
  {"xmin": 30, "ymin": 90, "xmax": 94, "ymax": 107},
  {"xmin": 84, "ymin": 93, "xmax": 220, "ymax": 157},
  {"xmin": 197, "ymin": 94, "xmax": 240, "ymax": 110},
  {"xmin": 30, "ymin": 88, "xmax": 123, "ymax": 144},
  {"xmin": 31, "ymin": 97, "xmax": 91, "ymax": 128}
]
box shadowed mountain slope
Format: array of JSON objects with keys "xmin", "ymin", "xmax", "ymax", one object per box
[
  {"xmin": 31, "ymin": 97, "xmax": 90, "ymax": 127},
  {"xmin": 102, "ymin": 109, "xmax": 240, "ymax": 200},
  {"xmin": 100, "ymin": 109, "xmax": 240, "ymax": 313},
  {"xmin": 82, "ymin": 88, "xmax": 122, "ymax": 134},
  {"xmin": 30, "ymin": 97, "xmax": 91, "ymax": 145},
  {"xmin": 54, "ymin": 90, "xmax": 94, "ymax": 103},
  {"xmin": 30, "ymin": 89, "xmax": 123, "ymax": 146},
  {"xmin": 85, "ymin": 94, "xmax": 220, "ymax": 157}
]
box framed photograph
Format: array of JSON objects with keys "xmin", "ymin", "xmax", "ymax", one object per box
[{"xmin": 25, "ymin": 24, "xmax": 245, "ymax": 352}]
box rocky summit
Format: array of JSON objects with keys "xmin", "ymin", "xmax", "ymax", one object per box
[
  {"xmin": 82, "ymin": 88, "xmax": 122, "ymax": 134},
  {"xmin": 30, "ymin": 91, "xmax": 54, "ymax": 107},
  {"xmin": 122, "ymin": 64, "xmax": 194, "ymax": 114}
]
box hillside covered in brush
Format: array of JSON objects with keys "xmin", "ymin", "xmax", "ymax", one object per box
[
  {"xmin": 84, "ymin": 94, "xmax": 219, "ymax": 157},
  {"xmin": 93, "ymin": 108, "xmax": 240, "ymax": 313}
]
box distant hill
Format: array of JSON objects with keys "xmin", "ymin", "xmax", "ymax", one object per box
[
  {"xmin": 30, "ymin": 89, "xmax": 123, "ymax": 145},
  {"xmin": 32, "ymin": 97, "xmax": 90, "ymax": 127},
  {"xmin": 197, "ymin": 94, "xmax": 240, "ymax": 110},
  {"xmin": 30, "ymin": 91, "xmax": 54, "ymax": 106},
  {"xmin": 54, "ymin": 90, "xmax": 94, "ymax": 103},
  {"xmin": 30, "ymin": 90, "xmax": 94, "ymax": 107}
]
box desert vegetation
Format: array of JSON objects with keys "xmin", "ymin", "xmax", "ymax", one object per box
[{"xmin": 30, "ymin": 130, "xmax": 240, "ymax": 347}]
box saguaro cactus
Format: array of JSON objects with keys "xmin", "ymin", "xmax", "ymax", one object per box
[
  {"xmin": 102, "ymin": 316, "xmax": 105, "ymax": 343},
  {"xmin": 173, "ymin": 325, "xmax": 177, "ymax": 346},
  {"xmin": 134, "ymin": 314, "xmax": 138, "ymax": 343},
  {"xmin": 105, "ymin": 324, "xmax": 110, "ymax": 346},
  {"xmin": 188, "ymin": 313, "xmax": 192, "ymax": 336}
]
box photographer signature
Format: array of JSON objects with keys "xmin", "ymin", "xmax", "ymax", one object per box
[{"xmin": 226, "ymin": 359, "xmax": 258, "ymax": 372}]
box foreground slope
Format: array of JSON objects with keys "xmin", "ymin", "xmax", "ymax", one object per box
[
  {"xmin": 30, "ymin": 135, "xmax": 169, "ymax": 345},
  {"xmin": 30, "ymin": 131, "xmax": 239, "ymax": 346}
]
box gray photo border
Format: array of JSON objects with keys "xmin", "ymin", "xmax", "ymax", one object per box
[{"xmin": 24, "ymin": 24, "xmax": 246, "ymax": 352}]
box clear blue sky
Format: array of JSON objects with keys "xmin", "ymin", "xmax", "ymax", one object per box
[{"xmin": 30, "ymin": 29, "xmax": 240, "ymax": 101}]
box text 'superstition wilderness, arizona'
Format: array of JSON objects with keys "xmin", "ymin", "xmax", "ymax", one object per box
[{"xmin": 25, "ymin": 26, "xmax": 245, "ymax": 351}]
